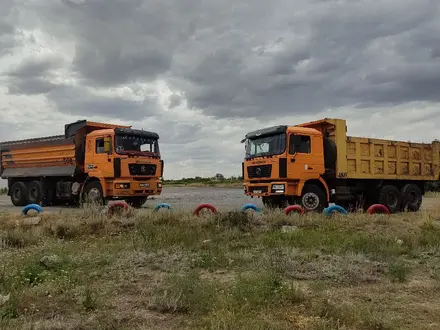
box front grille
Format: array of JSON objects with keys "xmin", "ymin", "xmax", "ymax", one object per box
[
  {"xmin": 247, "ymin": 165, "xmax": 272, "ymax": 178},
  {"xmin": 128, "ymin": 164, "xmax": 157, "ymax": 176},
  {"xmin": 248, "ymin": 186, "xmax": 268, "ymax": 193}
]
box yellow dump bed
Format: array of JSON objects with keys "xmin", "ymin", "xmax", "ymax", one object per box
[{"xmin": 299, "ymin": 118, "xmax": 440, "ymax": 181}]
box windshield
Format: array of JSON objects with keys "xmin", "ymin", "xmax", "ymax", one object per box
[
  {"xmin": 115, "ymin": 134, "xmax": 160, "ymax": 156},
  {"xmin": 245, "ymin": 133, "xmax": 286, "ymax": 158}
]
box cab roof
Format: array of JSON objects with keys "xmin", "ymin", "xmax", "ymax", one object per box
[{"xmin": 287, "ymin": 126, "xmax": 322, "ymax": 135}]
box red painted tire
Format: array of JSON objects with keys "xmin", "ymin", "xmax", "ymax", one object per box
[
  {"xmin": 107, "ymin": 201, "xmax": 129, "ymax": 218},
  {"xmin": 284, "ymin": 205, "xmax": 305, "ymax": 215},
  {"xmin": 194, "ymin": 203, "xmax": 218, "ymax": 216},
  {"xmin": 367, "ymin": 204, "xmax": 390, "ymax": 215}
]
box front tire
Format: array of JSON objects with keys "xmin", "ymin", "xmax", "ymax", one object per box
[
  {"xmin": 301, "ymin": 184, "xmax": 327, "ymax": 212},
  {"xmin": 10, "ymin": 181, "xmax": 29, "ymax": 207},
  {"xmin": 82, "ymin": 181, "xmax": 104, "ymax": 205}
]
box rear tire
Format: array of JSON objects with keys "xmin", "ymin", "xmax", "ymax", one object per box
[
  {"xmin": 400, "ymin": 183, "xmax": 422, "ymax": 212},
  {"xmin": 378, "ymin": 184, "xmax": 402, "ymax": 214},
  {"xmin": 27, "ymin": 181, "xmax": 42, "ymax": 205},
  {"xmin": 10, "ymin": 181, "xmax": 29, "ymax": 207},
  {"xmin": 301, "ymin": 184, "xmax": 327, "ymax": 212},
  {"xmin": 126, "ymin": 196, "xmax": 148, "ymax": 208}
]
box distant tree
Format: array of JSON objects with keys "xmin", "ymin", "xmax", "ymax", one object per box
[{"xmin": 215, "ymin": 173, "xmax": 225, "ymax": 181}]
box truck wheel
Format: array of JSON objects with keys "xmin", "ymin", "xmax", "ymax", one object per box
[
  {"xmin": 126, "ymin": 196, "xmax": 147, "ymax": 208},
  {"xmin": 378, "ymin": 185, "xmax": 402, "ymax": 214},
  {"xmin": 28, "ymin": 181, "xmax": 42, "ymax": 205},
  {"xmin": 82, "ymin": 181, "xmax": 104, "ymax": 205},
  {"xmin": 262, "ymin": 196, "xmax": 285, "ymax": 209},
  {"xmin": 400, "ymin": 184, "xmax": 422, "ymax": 212},
  {"xmin": 10, "ymin": 181, "xmax": 29, "ymax": 207},
  {"xmin": 301, "ymin": 184, "xmax": 326, "ymax": 212}
]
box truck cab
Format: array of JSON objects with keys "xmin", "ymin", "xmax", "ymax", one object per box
[
  {"xmin": 69, "ymin": 122, "xmax": 164, "ymax": 207},
  {"xmin": 242, "ymin": 124, "xmax": 330, "ymax": 211}
]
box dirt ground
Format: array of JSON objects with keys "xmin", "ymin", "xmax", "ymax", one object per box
[
  {"xmin": 0, "ymin": 187, "xmax": 439, "ymax": 214},
  {"xmin": 2, "ymin": 202, "xmax": 440, "ymax": 329}
]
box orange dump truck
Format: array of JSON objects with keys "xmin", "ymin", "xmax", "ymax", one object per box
[
  {"xmin": 242, "ymin": 118, "xmax": 440, "ymax": 213},
  {"xmin": 0, "ymin": 120, "xmax": 164, "ymax": 208}
]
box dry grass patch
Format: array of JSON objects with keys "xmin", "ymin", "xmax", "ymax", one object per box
[{"xmin": 1, "ymin": 203, "xmax": 440, "ymax": 329}]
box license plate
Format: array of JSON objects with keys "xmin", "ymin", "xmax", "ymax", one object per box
[
  {"xmin": 139, "ymin": 183, "xmax": 150, "ymax": 187},
  {"xmin": 253, "ymin": 190, "xmax": 262, "ymax": 194}
]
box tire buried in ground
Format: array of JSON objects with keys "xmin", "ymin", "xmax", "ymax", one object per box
[
  {"xmin": 153, "ymin": 203, "xmax": 172, "ymax": 212},
  {"xmin": 324, "ymin": 205, "xmax": 347, "ymax": 216},
  {"xmin": 107, "ymin": 201, "xmax": 129, "ymax": 218},
  {"xmin": 241, "ymin": 203, "xmax": 260, "ymax": 213},
  {"xmin": 367, "ymin": 204, "xmax": 390, "ymax": 215},
  {"xmin": 21, "ymin": 203, "xmax": 44, "ymax": 216},
  {"xmin": 284, "ymin": 205, "xmax": 305, "ymax": 215},
  {"xmin": 194, "ymin": 203, "xmax": 218, "ymax": 216}
]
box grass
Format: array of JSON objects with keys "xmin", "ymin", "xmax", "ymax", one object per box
[
  {"xmin": 425, "ymin": 191, "xmax": 440, "ymax": 198},
  {"xmin": 1, "ymin": 203, "xmax": 440, "ymax": 329}
]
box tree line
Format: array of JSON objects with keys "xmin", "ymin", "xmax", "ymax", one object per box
[{"xmin": 1, "ymin": 180, "xmax": 438, "ymax": 194}]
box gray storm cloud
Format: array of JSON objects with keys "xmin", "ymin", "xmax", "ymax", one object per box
[
  {"xmin": 1, "ymin": 0, "xmax": 437, "ymax": 120},
  {"xmin": 1, "ymin": 0, "xmax": 440, "ymax": 179}
]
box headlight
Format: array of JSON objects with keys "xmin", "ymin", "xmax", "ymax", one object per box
[
  {"xmin": 272, "ymin": 184, "xmax": 284, "ymax": 190},
  {"xmin": 157, "ymin": 182, "xmax": 162, "ymax": 188}
]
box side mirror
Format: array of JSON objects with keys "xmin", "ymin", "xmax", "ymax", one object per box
[{"xmin": 104, "ymin": 137, "xmax": 111, "ymax": 154}]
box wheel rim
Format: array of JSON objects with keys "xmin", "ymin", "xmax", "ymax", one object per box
[
  {"xmin": 387, "ymin": 192, "xmax": 398, "ymax": 208},
  {"xmin": 29, "ymin": 187, "xmax": 38, "ymax": 201},
  {"xmin": 13, "ymin": 188, "xmax": 21, "ymax": 201},
  {"xmin": 302, "ymin": 192, "xmax": 320, "ymax": 210},
  {"xmin": 88, "ymin": 188, "xmax": 101, "ymax": 201}
]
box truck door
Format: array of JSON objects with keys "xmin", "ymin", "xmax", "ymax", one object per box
[
  {"xmin": 86, "ymin": 135, "xmax": 114, "ymax": 178},
  {"xmin": 287, "ymin": 134, "xmax": 319, "ymax": 180}
]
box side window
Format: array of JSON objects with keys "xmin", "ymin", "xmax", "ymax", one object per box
[
  {"xmin": 96, "ymin": 138, "xmax": 105, "ymax": 154},
  {"xmin": 289, "ymin": 135, "xmax": 311, "ymax": 154}
]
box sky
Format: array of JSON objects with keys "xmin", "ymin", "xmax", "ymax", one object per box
[{"xmin": 1, "ymin": 0, "xmax": 440, "ymax": 183}]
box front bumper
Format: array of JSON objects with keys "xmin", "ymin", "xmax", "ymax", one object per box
[
  {"xmin": 108, "ymin": 179, "xmax": 163, "ymax": 197},
  {"xmin": 244, "ymin": 182, "xmax": 289, "ymax": 197}
]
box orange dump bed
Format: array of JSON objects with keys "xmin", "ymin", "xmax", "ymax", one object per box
[{"xmin": 0, "ymin": 135, "xmax": 77, "ymax": 178}]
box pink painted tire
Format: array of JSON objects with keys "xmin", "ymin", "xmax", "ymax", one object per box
[
  {"xmin": 284, "ymin": 205, "xmax": 305, "ymax": 215},
  {"xmin": 367, "ymin": 204, "xmax": 390, "ymax": 215},
  {"xmin": 107, "ymin": 201, "xmax": 129, "ymax": 218},
  {"xmin": 194, "ymin": 203, "xmax": 218, "ymax": 216}
]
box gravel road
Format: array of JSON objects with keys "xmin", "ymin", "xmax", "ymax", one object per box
[
  {"xmin": 0, "ymin": 187, "xmax": 438, "ymax": 213},
  {"xmin": 0, "ymin": 187, "xmax": 261, "ymax": 213}
]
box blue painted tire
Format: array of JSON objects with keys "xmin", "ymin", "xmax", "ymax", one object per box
[
  {"xmin": 241, "ymin": 203, "xmax": 261, "ymax": 212},
  {"xmin": 324, "ymin": 205, "xmax": 347, "ymax": 216},
  {"xmin": 153, "ymin": 203, "xmax": 172, "ymax": 212},
  {"xmin": 21, "ymin": 203, "xmax": 43, "ymax": 216}
]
